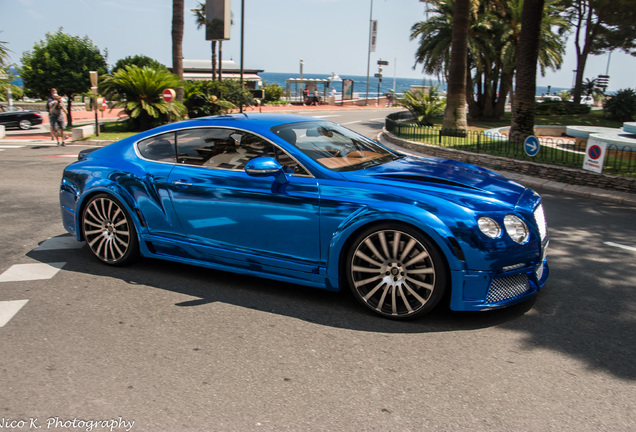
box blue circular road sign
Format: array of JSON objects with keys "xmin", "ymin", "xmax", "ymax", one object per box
[{"xmin": 524, "ymin": 135, "xmax": 540, "ymax": 157}]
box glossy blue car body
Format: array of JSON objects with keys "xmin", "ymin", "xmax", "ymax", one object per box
[{"xmin": 60, "ymin": 113, "xmax": 549, "ymax": 318}]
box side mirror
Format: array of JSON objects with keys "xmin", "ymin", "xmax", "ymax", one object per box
[{"xmin": 245, "ymin": 157, "xmax": 288, "ymax": 184}]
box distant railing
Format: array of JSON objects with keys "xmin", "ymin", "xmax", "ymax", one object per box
[{"xmin": 385, "ymin": 112, "xmax": 636, "ymax": 176}]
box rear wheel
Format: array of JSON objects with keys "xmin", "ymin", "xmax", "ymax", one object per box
[
  {"xmin": 82, "ymin": 194, "xmax": 139, "ymax": 265},
  {"xmin": 19, "ymin": 119, "xmax": 32, "ymax": 130},
  {"xmin": 345, "ymin": 224, "xmax": 447, "ymax": 319}
]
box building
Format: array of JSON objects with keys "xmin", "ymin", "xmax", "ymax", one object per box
[{"xmin": 178, "ymin": 59, "xmax": 263, "ymax": 88}]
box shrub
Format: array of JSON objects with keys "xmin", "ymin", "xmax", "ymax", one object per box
[
  {"xmin": 262, "ymin": 82, "xmax": 285, "ymax": 103},
  {"xmin": 603, "ymin": 88, "xmax": 636, "ymax": 122},
  {"xmin": 535, "ymin": 101, "xmax": 591, "ymax": 115},
  {"xmin": 395, "ymin": 85, "xmax": 445, "ymax": 126},
  {"xmin": 183, "ymin": 79, "xmax": 254, "ymax": 118}
]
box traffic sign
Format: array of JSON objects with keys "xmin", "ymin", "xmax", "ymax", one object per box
[
  {"xmin": 524, "ymin": 135, "xmax": 540, "ymax": 157},
  {"xmin": 162, "ymin": 88, "xmax": 176, "ymax": 103},
  {"xmin": 583, "ymin": 139, "xmax": 607, "ymax": 173}
]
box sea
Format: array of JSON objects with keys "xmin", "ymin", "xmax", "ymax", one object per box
[{"xmin": 259, "ymin": 71, "xmax": 567, "ymax": 97}]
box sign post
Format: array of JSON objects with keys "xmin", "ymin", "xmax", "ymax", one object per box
[
  {"xmin": 162, "ymin": 88, "xmax": 176, "ymax": 123},
  {"xmin": 89, "ymin": 71, "xmax": 99, "ymax": 137}
]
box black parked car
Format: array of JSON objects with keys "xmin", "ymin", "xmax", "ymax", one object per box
[{"xmin": 0, "ymin": 105, "xmax": 43, "ymax": 130}]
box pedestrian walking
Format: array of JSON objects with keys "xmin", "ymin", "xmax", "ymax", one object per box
[{"xmin": 49, "ymin": 95, "xmax": 68, "ymax": 146}]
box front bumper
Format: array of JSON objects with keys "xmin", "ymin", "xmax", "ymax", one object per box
[{"xmin": 449, "ymin": 257, "xmax": 549, "ymax": 312}]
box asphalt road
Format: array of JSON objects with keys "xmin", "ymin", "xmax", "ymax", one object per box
[{"xmin": 0, "ymin": 109, "xmax": 634, "ymax": 431}]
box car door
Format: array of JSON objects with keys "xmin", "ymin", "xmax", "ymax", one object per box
[{"xmin": 167, "ymin": 127, "xmax": 321, "ymax": 274}]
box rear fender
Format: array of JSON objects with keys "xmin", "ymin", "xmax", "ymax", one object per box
[{"xmin": 74, "ymin": 180, "xmax": 146, "ymax": 243}]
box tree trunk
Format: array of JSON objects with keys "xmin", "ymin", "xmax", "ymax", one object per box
[
  {"xmin": 218, "ymin": 41, "xmax": 223, "ymax": 81},
  {"xmin": 172, "ymin": 0, "xmax": 184, "ymax": 103},
  {"xmin": 510, "ymin": 0, "xmax": 545, "ymax": 142},
  {"xmin": 66, "ymin": 98, "xmax": 73, "ymax": 128},
  {"xmin": 211, "ymin": 41, "xmax": 217, "ymax": 81},
  {"xmin": 442, "ymin": 0, "xmax": 469, "ymax": 131}
]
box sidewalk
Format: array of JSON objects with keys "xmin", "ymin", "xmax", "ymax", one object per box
[{"xmin": 2, "ymin": 108, "xmax": 127, "ymax": 142}]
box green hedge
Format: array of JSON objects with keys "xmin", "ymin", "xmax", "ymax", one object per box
[{"xmin": 535, "ymin": 101, "xmax": 591, "ymax": 115}]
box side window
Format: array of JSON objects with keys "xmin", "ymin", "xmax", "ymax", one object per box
[
  {"xmin": 210, "ymin": 131, "xmax": 276, "ymax": 170},
  {"xmin": 175, "ymin": 127, "xmax": 310, "ymax": 175},
  {"xmin": 274, "ymin": 147, "xmax": 310, "ymax": 176},
  {"xmin": 137, "ymin": 133, "xmax": 176, "ymax": 162},
  {"xmin": 176, "ymin": 128, "xmax": 228, "ymax": 165}
]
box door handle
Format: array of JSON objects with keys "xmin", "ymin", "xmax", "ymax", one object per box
[{"xmin": 172, "ymin": 180, "xmax": 192, "ymax": 188}]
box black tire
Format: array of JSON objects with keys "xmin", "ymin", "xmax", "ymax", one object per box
[
  {"xmin": 81, "ymin": 194, "xmax": 139, "ymax": 265},
  {"xmin": 345, "ymin": 223, "xmax": 447, "ymax": 320},
  {"xmin": 19, "ymin": 119, "xmax": 32, "ymax": 130}
]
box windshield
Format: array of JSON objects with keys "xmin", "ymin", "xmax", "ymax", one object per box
[{"xmin": 271, "ymin": 120, "xmax": 401, "ymax": 172}]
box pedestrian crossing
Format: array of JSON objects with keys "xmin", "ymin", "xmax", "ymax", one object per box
[{"xmin": 0, "ymin": 235, "xmax": 83, "ymax": 327}]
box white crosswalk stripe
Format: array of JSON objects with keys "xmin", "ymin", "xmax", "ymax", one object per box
[
  {"xmin": 0, "ymin": 262, "xmax": 66, "ymax": 282},
  {"xmin": 0, "ymin": 300, "xmax": 29, "ymax": 327},
  {"xmin": 0, "ymin": 235, "xmax": 80, "ymax": 327}
]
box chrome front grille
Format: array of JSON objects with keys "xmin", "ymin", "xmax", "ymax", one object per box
[{"xmin": 486, "ymin": 274, "xmax": 530, "ymax": 303}]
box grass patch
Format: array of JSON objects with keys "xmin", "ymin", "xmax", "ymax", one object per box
[
  {"xmin": 80, "ymin": 121, "xmax": 137, "ymax": 141},
  {"xmin": 466, "ymin": 109, "xmax": 623, "ymax": 130}
]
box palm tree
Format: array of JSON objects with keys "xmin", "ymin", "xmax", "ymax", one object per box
[
  {"xmin": 0, "ymin": 39, "xmax": 10, "ymax": 68},
  {"xmin": 442, "ymin": 0, "xmax": 470, "ymax": 130},
  {"xmin": 172, "ymin": 0, "xmax": 184, "ymax": 102},
  {"xmin": 412, "ymin": 0, "xmax": 568, "ymax": 121},
  {"xmin": 192, "ymin": 2, "xmax": 218, "ymax": 80},
  {"xmin": 100, "ymin": 66, "xmax": 185, "ymax": 131},
  {"xmin": 510, "ymin": 0, "xmax": 546, "ymax": 142}
]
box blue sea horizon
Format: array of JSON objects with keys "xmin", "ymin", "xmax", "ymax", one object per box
[{"xmin": 259, "ymin": 71, "xmax": 569, "ymax": 98}]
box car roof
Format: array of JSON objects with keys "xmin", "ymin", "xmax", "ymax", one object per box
[{"xmin": 182, "ymin": 113, "xmax": 316, "ymax": 129}]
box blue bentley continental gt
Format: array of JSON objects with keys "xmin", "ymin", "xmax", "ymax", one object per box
[{"xmin": 60, "ymin": 113, "xmax": 549, "ymax": 319}]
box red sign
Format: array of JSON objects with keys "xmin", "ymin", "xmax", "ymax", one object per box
[{"xmin": 162, "ymin": 88, "xmax": 176, "ymax": 103}]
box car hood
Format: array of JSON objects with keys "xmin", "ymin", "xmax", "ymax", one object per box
[{"xmin": 340, "ymin": 156, "xmax": 528, "ymax": 207}]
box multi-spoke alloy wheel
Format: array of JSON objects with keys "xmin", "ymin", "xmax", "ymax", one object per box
[
  {"xmin": 82, "ymin": 194, "xmax": 138, "ymax": 265},
  {"xmin": 346, "ymin": 225, "xmax": 446, "ymax": 319}
]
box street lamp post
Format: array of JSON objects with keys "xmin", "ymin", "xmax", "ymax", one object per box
[{"xmin": 365, "ymin": 0, "xmax": 373, "ymax": 106}]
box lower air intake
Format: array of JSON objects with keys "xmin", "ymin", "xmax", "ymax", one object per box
[{"xmin": 486, "ymin": 274, "xmax": 530, "ymax": 303}]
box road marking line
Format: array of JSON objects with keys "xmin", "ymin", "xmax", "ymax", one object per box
[
  {"xmin": 0, "ymin": 262, "xmax": 66, "ymax": 282},
  {"xmin": 604, "ymin": 242, "xmax": 636, "ymax": 252},
  {"xmin": 35, "ymin": 236, "xmax": 83, "ymax": 251},
  {"xmin": 0, "ymin": 145, "xmax": 26, "ymax": 148},
  {"xmin": 311, "ymin": 115, "xmax": 339, "ymax": 118},
  {"xmin": 342, "ymin": 120, "xmax": 362, "ymax": 125},
  {"xmin": 0, "ymin": 300, "xmax": 29, "ymax": 327}
]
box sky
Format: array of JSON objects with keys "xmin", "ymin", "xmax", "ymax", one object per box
[{"xmin": 1, "ymin": 0, "xmax": 635, "ymax": 92}]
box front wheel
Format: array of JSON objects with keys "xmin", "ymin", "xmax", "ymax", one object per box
[
  {"xmin": 19, "ymin": 119, "xmax": 32, "ymax": 130},
  {"xmin": 345, "ymin": 224, "xmax": 447, "ymax": 320},
  {"xmin": 81, "ymin": 194, "xmax": 139, "ymax": 265}
]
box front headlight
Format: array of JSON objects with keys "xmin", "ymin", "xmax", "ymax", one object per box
[
  {"xmin": 478, "ymin": 217, "xmax": 501, "ymax": 239},
  {"xmin": 504, "ymin": 214, "xmax": 529, "ymax": 244}
]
